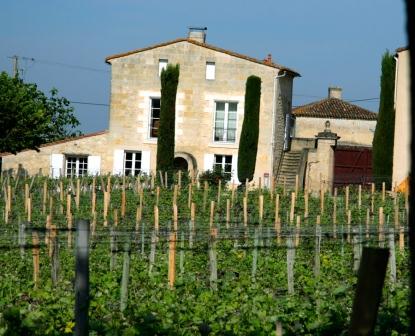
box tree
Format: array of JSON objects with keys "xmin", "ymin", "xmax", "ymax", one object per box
[
  {"xmin": 237, "ymin": 75, "xmax": 261, "ymax": 183},
  {"xmin": 372, "ymin": 51, "xmax": 396, "ymax": 188},
  {"xmin": 0, "ymin": 71, "xmax": 81, "ymax": 154},
  {"xmin": 156, "ymin": 64, "xmax": 180, "ymax": 175}
]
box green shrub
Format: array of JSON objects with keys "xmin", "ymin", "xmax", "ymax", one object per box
[{"xmin": 199, "ymin": 166, "xmax": 231, "ymax": 186}]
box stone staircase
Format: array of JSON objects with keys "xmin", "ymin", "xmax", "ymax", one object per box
[{"xmin": 276, "ymin": 151, "xmax": 304, "ymax": 190}]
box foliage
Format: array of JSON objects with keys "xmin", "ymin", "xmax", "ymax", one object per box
[
  {"xmin": 237, "ymin": 75, "xmax": 261, "ymax": 183},
  {"xmin": 0, "ymin": 72, "xmax": 81, "ymax": 154},
  {"xmin": 156, "ymin": 64, "xmax": 180, "ymax": 175},
  {"xmin": 372, "ymin": 51, "xmax": 396, "ymax": 188},
  {"xmin": 0, "ymin": 176, "xmax": 410, "ymax": 335},
  {"xmin": 198, "ymin": 166, "xmax": 232, "ymax": 186}
]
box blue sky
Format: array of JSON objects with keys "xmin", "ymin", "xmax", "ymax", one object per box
[{"xmin": 0, "ymin": 0, "xmax": 407, "ymax": 133}]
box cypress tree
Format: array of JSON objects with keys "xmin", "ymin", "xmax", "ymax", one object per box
[
  {"xmin": 372, "ymin": 51, "xmax": 396, "ymax": 188},
  {"xmin": 237, "ymin": 75, "xmax": 262, "ymax": 182},
  {"xmin": 156, "ymin": 64, "xmax": 180, "ymax": 175}
]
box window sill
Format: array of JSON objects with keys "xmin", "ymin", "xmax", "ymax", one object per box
[
  {"xmin": 208, "ymin": 142, "xmax": 238, "ymax": 149},
  {"xmin": 143, "ymin": 138, "xmax": 158, "ymax": 145}
]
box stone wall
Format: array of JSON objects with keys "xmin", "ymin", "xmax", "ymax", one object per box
[
  {"xmin": 294, "ymin": 117, "xmax": 375, "ymax": 147},
  {"xmin": 1, "ymin": 132, "xmax": 110, "ymax": 176},
  {"xmin": 108, "ymin": 40, "xmax": 295, "ymax": 183}
]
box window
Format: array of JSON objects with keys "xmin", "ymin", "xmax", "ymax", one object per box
[
  {"xmin": 66, "ymin": 156, "xmax": 88, "ymax": 177},
  {"xmin": 214, "ymin": 101, "xmax": 237, "ymax": 142},
  {"xmin": 206, "ymin": 62, "xmax": 215, "ymax": 80},
  {"xmin": 124, "ymin": 151, "xmax": 141, "ymax": 176},
  {"xmin": 150, "ymin": 98, "xmax": 161, "ymax": 138},
  {"xmin": 214, "ymin": 154, "xmax": 232, "ymax": 177},
  {"xmin": 159, "ymin": 59, "xmax": 168, "ymax": 76}
]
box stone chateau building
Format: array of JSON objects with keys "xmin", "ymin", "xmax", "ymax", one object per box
[{"xmin": 1, "ymin": 28, "xmax": 299, "ymax": 185}]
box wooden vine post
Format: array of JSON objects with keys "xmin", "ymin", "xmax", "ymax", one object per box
[
  {"xmin": 121, "ymin": 187, "xmax": 126, "ymax": 218},
  {"xmin": 203, "ymin": 181, "xmax": 208, "ymax": 212},
  {"xmin": 286, "ymin": 237, "xmax": 295, "ymax": 294},
  {"xmin": 347, "ymin": 210, "xmax": 352, "ymax": 243},
  {"xmin": 243, "ymin": 197, "xmax": 248, "ymax": 227},
  {"xmin": 289, "ymin": 192, "xmax": 295, "ymax": 224},
  {"xmin": 120, "ymin": 241, "xmax": 131, "ymax": 312},
  {"xmin": 295, "ymin": 215, "xmax": 301, "ymax": 247},
  {"xmin": 190, "ymin": 202, "xmax": 196, "ymax": 230},
  {"xmin": 209, "ymin": 228, "xmax": 218, "ymax": 290},
  {"xmin": 154, "ymin": 205, "xmax": 159, "ymax": 232},
  {"xmin": 209, "ymin": 201, "xmax": 215, "ymax": 228},
  {"xmin": 217, "ymin": 180, "xmax": 221, "ymax": 206},
  {"xmin": 188, "ymin": 183, "xmax": 192, "ymax": 209},
  {"xmin": 333, "ymin": 194, "xmax": 337, "ymax": 239},
  {"xmin": 365, "ymin": 208, "xmax": 370, "ymax": 239},
  {"xmin": 378, "ymin": 207, "xmax": 384, "ymax": 247},
  {"xmin": 345, "ymin": 185, "xmax": 350, "ymax": 214},
  {"xmin": 32, "ymin": 230, "xmax": 40, "ymax": 287},
  {"xmin": 259, "ymin": 194, "xmax": 264, "ymax": 224},
  {"xmin": 42, "ymin": 180, "xmax": 48, "ymax": 214},
  {"xmin": 275, "ymin": 194, "xmax": 281, "ymax": 245},
  {"xmin": 173, "ymin": 204, "xmax": 178, "ymax": 231},
  {"xmin": 168, "ymin": 232, "xmax": 176, "ymax": 289},
  {"xmin": 226, "ymin": 199, "xmax": 230, "ymax": 229}
]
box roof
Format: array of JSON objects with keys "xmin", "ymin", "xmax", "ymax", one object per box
[
  {"xmin": 396, "ymin": 46, "xmax": 409, "ymax": 53},
  {"xmin": 293, "ymin": 98, "xmax": 377, "ymax": 120},
  {"xmin": 0, "ymin": 130, "xmax": 108, "ymax": 157},
  {"xmin": 105, "ymin": 38, "xmax": 300, "ymax": 77}
]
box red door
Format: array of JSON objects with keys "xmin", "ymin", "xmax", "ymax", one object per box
[{"xmin": 334, "ymin": 146, "xmax": 372, "ymax": 187}]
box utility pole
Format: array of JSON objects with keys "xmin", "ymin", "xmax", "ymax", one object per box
[{"xmin": 8, "ymin": 55, "xmax": 19, "ymax": 78}]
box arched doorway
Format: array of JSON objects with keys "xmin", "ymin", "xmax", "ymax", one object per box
[
  {"xmin": 173, "ymin": 157, "xmax": 188, "ymax": 171},
  {"xmin": 174, "ymin": 152, "xmax": 197, "ymax": 173}
]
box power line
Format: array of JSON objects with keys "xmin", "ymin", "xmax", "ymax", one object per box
[
  {"xmin": 6, "ymin": 55, "xmax": 110, "ymax": 74},
  {"xmin": 70, "ymin": 101, "xmax": 109, "ymax": 107},
  {"xmin": 347, "ymin": 97, "xmax": 379, "ymax": 102},
  {"xmin": 31, "ymin": 58, "xmax": 109, "ymax": 73}
]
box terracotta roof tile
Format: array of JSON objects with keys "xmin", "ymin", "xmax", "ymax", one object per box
[
  {"xmin": 292, "ymin": 98, "xmax": 377, "ymax": 120},
  {"xmin": 105, "ymin": 38, "xmax": 300, "ymax": 77}
]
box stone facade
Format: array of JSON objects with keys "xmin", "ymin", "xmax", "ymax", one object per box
[
  {"xmin": 294, "ymin": 117, "xmax": 376, "ymax": 147},
  {"xmin": 1, "ymin": 132, "xmax": 109, "ymax": 176},
  {"xmin": 2, "ymin": 35, "xmax": 298, "ymax": 183}
]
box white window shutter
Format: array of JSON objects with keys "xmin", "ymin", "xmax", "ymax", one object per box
[
  {"xmin": 231, "ymin": 154, "xmax": 239, "ymax": 184},
  {"xmin": 141, "ymin": 150, "xmax": 151, "ymax": 175},
  {"xmin": 50, "ymin": 154, "xmax": 64, "ymax": 178},
  {"xmin": 204, "ymin": 154, "xmax": 214, "ymax": 171},
  {"xmin": 113, "ymin": 150, "xmax": 124, "ymax": 175},
  {"xmin": 87, "ymin": 156, "xmax": 101, "ymax": 176}
]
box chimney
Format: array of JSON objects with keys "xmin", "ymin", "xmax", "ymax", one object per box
[
  {"xmin": 328, "ymin": 86, "xmax": 342, "ymax": 99},
  {"xmin": 263, "ymin": 53, "xmax": 273, "ymax": 65},
  {"xmin": 188, "ymin": 27, "xmax": 207, "ymax": 43}
]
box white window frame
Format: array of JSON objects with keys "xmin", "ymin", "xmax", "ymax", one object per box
[
  {"xmin": 213, "ymin": 101, "xmax": 238, "ymax": 143},
  {"xmin": 123, "ymin": 151, "xmax": 142, "ymax": 176},
  {"xmin": 159, "ymin": 59, "xmax": 168, "ymax": 76},
  {"xmin": 149, "ymin": 97, "xmax": 161, "ymax": 139},
  {"xmin": 214, "ymin": 154, "xmax": 233, "ymax": 176},
  {"xmin": 206, "ymin": 61, "xmax": 215, "ymax": 80},
  {"xmin": 66, "ymin": 156, "xmax": 88, "ymax": 178}
]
